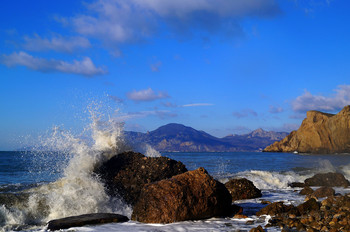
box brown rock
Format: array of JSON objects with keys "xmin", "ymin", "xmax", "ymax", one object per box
[
  {"xmin": 297, "ymin": 198, "xmax": 320, "ymax": 215},
  {"xmin": 304, "ymin": 172, "xmax": 349, "ymax": 187},
  {"xmin": 312, "ymin": 187, "xmax": 335, "ymax": 198},
  {"xmin": 47, "ymin": 213, "xmax": 128, "ymax": 231},
  {"xmin": 249, "ymin": 225, "xmax": 264, "ymax": 232},
  {"xmin": 263, "ymin": 105, "xmax": 350, "ymax": 153},
  {"xmin": 95, "ymin": 151, "xmax": 188, "ymax": 205},
  {"xmin": 256, "ymin": 202, "xmax": 294, "ymax": 217},
  {"xmin": 289, "ymin": 182, "xmax": 305, "ymax": 188},
  {"xmin": 225, "ymin": 178, "xmax": 262, "ymax": 201},
  {"xmin": 300, "ymin": 186, "xmax": 314, "ymax": 195},
  {"xmin": 131, "ymin": 167, "xmax": 232, "ymax": 223}
]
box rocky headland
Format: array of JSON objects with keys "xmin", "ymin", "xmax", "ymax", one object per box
[{"xmin": 264, "ymin": 105, "xmax": 350, "ymax": 153}]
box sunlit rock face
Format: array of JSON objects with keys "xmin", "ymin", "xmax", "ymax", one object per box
[{"xmin": 264, "ymin": 105, "xmax": 350, "ymax": 154}]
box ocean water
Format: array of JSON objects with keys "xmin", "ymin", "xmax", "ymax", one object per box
[
  {"xmin": 1, "ymin": 106, "xmax": 350, "ymax": 232},
  {"xmin": 1, "ymin": 150, "xmax": 350, "ymax": 232}
]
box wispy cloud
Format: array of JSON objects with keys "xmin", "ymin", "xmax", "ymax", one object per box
[
  {"xmin": 150, "ymin": 61, "xmax": 162, "ymax": 72},
  {"xmin": 116, "ymin": 110, "xmax": 177, "ymax": 121},
  {"xmin": 126, "ymin": 88, "xmax": 169, "ymax": 102},
  {"xmin": 182, "ymin": 103, "xmax": 214, "ymax": 107},
  {"xmin": 63, "ymin": 0, "xmax": 280, "ymax": 48},
  {"xmin": 1, "ymin": 51, "xmax": 107, "ymax": 77},
  {"xmin": 291, "ymin": 85, "xmax": 350, "ymax": 113},
  {"xmin": 269, "ymin": 105, "xmax": 284, "ymax": 114},
  {"xmin": 22, "ymin": 34, "xmax": 91, "ymax": 53},
  {"xmin": 232, "ymin": 108, "xmax": 258, "ymax": 118}
]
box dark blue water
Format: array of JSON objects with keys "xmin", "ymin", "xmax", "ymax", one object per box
[
  {"xmin": 1, "ymin": 151, "xmax": 350, "ymax": 188},
  {"xmin": 164, "ymin": 152, "xmax": 350, "ymax": 177}
]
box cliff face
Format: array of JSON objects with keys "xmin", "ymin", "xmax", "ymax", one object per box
[{"xmin": 264, "ymin": 105, "xmax": 350, "ymax": 154}]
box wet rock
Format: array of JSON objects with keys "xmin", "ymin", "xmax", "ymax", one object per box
[
  {"xmin": 249, "ymin": 225, "xmax": 264, "ymax": 232},
  {"xmin": 289, "ymin": 182, "xmax": 305, "ymax": 188},
  {"xmin": 297, "ymin": 198, "xmax": 320, "ymax": 215},
  {"xmin": 225, "ymin": 178, "xmax": 262, "ymax": 201},
  {"xmin": 47, "ymin": 213, "xmax": 128, "ymax": 231},
  {"xmin": 256, "ymin": 202, "xmax": 294, "ymax": 217},
  {"xmin": 304, "ymin": 172, "xmax": 349, "ymax": 187},
  {"xmin": 311, "ymin": 186, "xmax": 335, "ymax": 198},
  {"xmin": 95, "ymin": 151, "xmax": 187, "ymax": 205},
  {"xmin": 131, "ymin": 167, "xmax": 232, "ymax": 223},
  {"xmin": 300, "ymin": 186, "xmax": 314, "ymax": 195}
]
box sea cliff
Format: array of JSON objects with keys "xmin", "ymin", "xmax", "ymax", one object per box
[{"xmin": 264, "ymin": 105, "xmax": 350, "ymax": 153}]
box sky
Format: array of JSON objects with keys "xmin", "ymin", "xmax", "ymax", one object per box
[{"xmin": 1, "ymin": 0, "xmax": 350, "ymax": 150}]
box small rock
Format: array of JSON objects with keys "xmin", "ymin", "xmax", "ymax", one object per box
[
  {"xmin": 249, "ymin": 225, "xmax": 264, "ymax": 232},
  {"xmin": 312, "ymin": 186, "xmax": 335, "ymax": 198},
  {"xmin": 225, "ymin": 178, "xmax": 262, "ymax": 201},
  {"xmin": 300, "ymin": 186, "xmax": 314, "ymax": 195}
]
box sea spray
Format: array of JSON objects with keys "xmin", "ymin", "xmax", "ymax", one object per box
[{"xmin": 0, "ymin": 103, "xmax": 137, "ymax": 230}]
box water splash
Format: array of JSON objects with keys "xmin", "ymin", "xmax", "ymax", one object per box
[{"xmin": 0, "ymin": 102, "xmax": 134, "ymax": 230}]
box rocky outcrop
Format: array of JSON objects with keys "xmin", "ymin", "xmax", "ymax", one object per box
[
  {"xmin": 225, "ymin": 178, "xmax": 262, "ymax": 201},
  {"xmin": 131, "ymin": 167, "xmax": 233, "ymax": 223},
  {"xmin": 47, "ymin": 213, "xmax": 128, "ymax": 231},
  {"xmin": 264, "ymin": 105, "xmax": 350, "ymax": 153},
  {"xmin": 95, "ymin": 151, "xmax": 187, "ymax": 205},
  {"xmin": 304, "ymin": 172, "xmax": 350, "ymax": 187}
]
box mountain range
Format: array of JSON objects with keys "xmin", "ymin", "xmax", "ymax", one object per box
[{"xmin": 125, "ymin": 123, "xmax": 288, "ymax": 152}]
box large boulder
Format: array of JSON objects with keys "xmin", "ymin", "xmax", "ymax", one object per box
[
  {"xmin": 225, "ymin": 178, "xmax": 262, "ymax": 201},
  {"xmin": 304, "ymin": 172, "xmax": 350, "ymax": 187},
  {"xmin": 95, "ymin": 151, "xmax": 188, "ymax": 205},
  {"xmin": 47, "ymin": 213, "xmax": 128, "ymax": 231},
  {"xmin": 131, "ymin": 167, "xmax": 233, "ymax": 223},
  {"xmin": 264, "ymin": 105, "xmax": 350, "ymax": 153}
]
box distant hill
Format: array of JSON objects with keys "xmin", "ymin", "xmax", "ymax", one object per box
[{"xmin": 125, "ymin": 123, "xmax": 288, "ymax": 152}]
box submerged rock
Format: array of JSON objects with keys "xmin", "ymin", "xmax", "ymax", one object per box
[
  {"xmin": 263, "ymin": 105, "xmax": 350, "ymax": 153},
  {"xmin": 131, "ymin": 167, "xmax": 232, "ymax": 223},
  {"xmin": 95, "ymin": 151, "xmax": 187, "ymax": 205},
  {"xmin": 225, "ymin": 178, "xmax": 262, "ymax": 201},
  {"xmin": 304, "ymin": 172, "xmax": 349, "ymax": 187},
  {"xmin": 47, "ymin": 213, "xmax": 128, "ymax": 231}
]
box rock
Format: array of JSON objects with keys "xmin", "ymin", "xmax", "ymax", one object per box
[
  {"xmin": 312, "ymin": 186, "xmax": 335, "ymax": 198},
  {"xmin": 249, "ymin": 225, "xmax": 264, "ymax": 232},
  {"xmin": 95, "ymin": 151, "xmax": 188, "ymax": 205},
  {"xmin": 297, "ymin": 198, "xmax": 320, "ymax": 215},
  {"xmin": 289, "ymin": 182, "xmax": 305, "ymax": 188},
  {"xmin": 304, "ymin": 172, "xmax": 350, "ymax": 187},
  {"xmin": 47, "ymin": 213, "xmax": 128, "ymax": 231},
  {"xmin": 131, "ymin": 167, "xmax": 232, "ymax": 223},
  {"xmin": 263, "ymin": 105, "xmax": 350, "ymax": 153},
  {"xmin": 225, "ymin": 178, "xmax": 262, "ymax": 201},
  {"xmin": 256, "ymin": 202, "xmax": 294, "ymax": 217},
  {"xmin": 300, "ymin": 186, "xmax": 314, "ymax": 195}
]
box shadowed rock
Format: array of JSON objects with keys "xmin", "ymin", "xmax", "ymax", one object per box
[
  {"xmin": 225, "ymin": 178, "xmax": 262, "ymax": 201},
  {"xmin": 95, "ymin": 151, "xmax": 187, "ymax": 205},
  {"xmin": 47, "ymin": 213, "xmax": 128, "ymax": 231},
  {"xmin": 131, "ymin": 167, "xmax": 233, "ymax": 223},
  {"xmin": 304, "ymin": 172, "xmax": 349, "ymax": 187}
]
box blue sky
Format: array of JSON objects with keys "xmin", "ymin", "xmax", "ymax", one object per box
[{"xmin": 1, "ymin": 0, "xmax": 350, "ymax": 150}]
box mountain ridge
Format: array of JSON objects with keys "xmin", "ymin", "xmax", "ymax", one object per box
[{"xmin": 125, "ymin": 123, "xmax": 288, "ymax": 152}]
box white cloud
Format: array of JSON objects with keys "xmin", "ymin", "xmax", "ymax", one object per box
[
  {"xmin": 64, "ymin": 0, "xmax": 280, "ymax": 46},
  {"xmin": 182, "ymin": 103, "xmax": 214, "ymax": 107},
  {"xmin": 126, "ymin": 88, "xmax": 169, "ymax": 102},
  {"xmin": 291, "ymin": 85, "xmax": 350, "ymax": 113},
  {"xmin": 1, "ymin": 51, "xmax": 106, "ymax": 77},
  {"xmin": 22, "ymin": 34, "xmax": 91, "ymax": 53},
  {"xmin": 233, "ymin": 108, "xmax": 258, "ymax": 118}
]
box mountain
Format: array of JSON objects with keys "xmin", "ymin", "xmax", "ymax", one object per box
[
  {"xmin": 125, "ymin": 123, "xmax": 288, "ymax": 152},
  {"xmin": 264, "ymin": 105, "xmax": 350, "ymax": 154}
]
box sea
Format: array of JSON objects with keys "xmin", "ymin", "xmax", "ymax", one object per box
[{"xmin": 1, "ymin": 109, "xmax": 350, "ymax": 232}]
